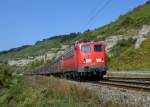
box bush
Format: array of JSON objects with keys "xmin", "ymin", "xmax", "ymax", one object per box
[
  {"xmin": 110, "ymin": 38, "xmax": 136, "ymax": 57},
  {"xmin": 0, "ymin": 64, "xmax": 14, "ymax": 87}
]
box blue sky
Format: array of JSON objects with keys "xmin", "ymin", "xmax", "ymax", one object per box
[{"xmin": 0, "ymin": 0, "xmax": 148, "ymax": 51}]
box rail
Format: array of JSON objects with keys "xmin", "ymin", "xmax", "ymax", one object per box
[{"xmin": 89, "ymin": 77, "xmax": 150, "ymax": 92}]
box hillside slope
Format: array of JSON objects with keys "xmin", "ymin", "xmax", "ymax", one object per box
[
  {"xmin": 109, "ymin": 37, "xmax": 150, "ymax": 70},
  {"xmin": 0, "ymin": 1, "xmax": 150, "ymax": 70},
  {"xmin": 94, "ymin": 1, "xmax": 150, "ymax": 36},
  {"xmin": 0, "ymin": 33, "xmax": 79, "ymax": 60}
]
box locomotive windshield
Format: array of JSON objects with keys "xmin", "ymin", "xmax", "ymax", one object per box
[
  {"xmin": 94, "ymin": 45, "xmax": 103, "ymax": 52},
  {"xmin": 81, "ymin": 45, "xmax": 91, "ymax": 52}
]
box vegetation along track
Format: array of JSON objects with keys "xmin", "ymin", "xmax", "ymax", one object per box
[{"xmin": 24, "ymin": 70, "xmax": 150, "ymax": 92}]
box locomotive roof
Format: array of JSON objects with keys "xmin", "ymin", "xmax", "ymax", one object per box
[{"xmin": 75, "ymin": 40, "xmax": 106, "ymax": 45}]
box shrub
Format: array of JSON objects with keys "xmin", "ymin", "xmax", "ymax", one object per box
[{"xmin": 0, "ymin": 64, "xmax": 14, "ymax": 87}]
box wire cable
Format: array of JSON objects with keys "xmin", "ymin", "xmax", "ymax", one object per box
[{"xmin": 82, "ymin": 0, "xmax": 112, "ymax": 31}]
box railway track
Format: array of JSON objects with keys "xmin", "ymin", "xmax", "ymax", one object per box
[
  {"xmin": 105, "ymin": 77, "xmax": 150, "ymax": 81},
  {"xmin": 89, "ymin": 77, "xmax": 150, "ymax": 92}
]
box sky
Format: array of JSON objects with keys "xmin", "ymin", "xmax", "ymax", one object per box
[{"xmin": 0, "ymin": 0, "xmax": 148, "ymax": 51}]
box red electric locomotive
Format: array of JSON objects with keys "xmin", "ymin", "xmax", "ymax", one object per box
[
  {"xmin": 61, "ymin": 40, "xmax": 107, "ymax": 80},
  {"xmin": 27, "ymin": 40, "xmax": 107, "ymax": 80}
]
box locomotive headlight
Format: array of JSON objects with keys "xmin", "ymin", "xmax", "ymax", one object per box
[
  {"xmin": 96, "ymin": 58, "xmax": 103, "ymax": 62},
  {"xmin": 83, "ymin": 59, "xmax": 92, "ymax": 63}
]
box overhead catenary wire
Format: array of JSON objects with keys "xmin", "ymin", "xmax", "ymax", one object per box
[
  {"xmin": 71, "ymin": 0, "xmax": 112, "ymax": 43},
  {"xmin": 86, "ymin": 0, "xmax": 104, "ymax": 20},
  {"xmin": 82, "ymin": 0, "xmax": 112, "ymax": 31}
]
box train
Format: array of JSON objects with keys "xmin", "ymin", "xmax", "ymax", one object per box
[{"xmin": 27, "ymin": 40, "xmax": 107, "ymax": 80}]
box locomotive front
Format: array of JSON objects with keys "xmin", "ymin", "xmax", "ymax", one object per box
[{"xmin": 75, "ymin": 41, "xmax": 107, "ymax": 79}]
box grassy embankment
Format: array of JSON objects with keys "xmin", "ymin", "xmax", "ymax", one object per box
[{"xmin": 0, "ymin": 75, "xmax": 142, "ymax": 107}]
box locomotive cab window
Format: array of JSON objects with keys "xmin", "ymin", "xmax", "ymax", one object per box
[
  {"xmin": 81, "ymin": 45, "xmax": 91, "ymax": 52},
  {"xmin": 94, "ymin": 45, "xmax": 103, "ymax": 52}
]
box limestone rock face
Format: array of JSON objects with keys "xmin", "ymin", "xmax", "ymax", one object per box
[
  {"xmin": 8, "ymin": 45, "xmax": 69, "ymax": 66},
  {"xmin": 105, "ymin": 25, "xmax": 150, "ymax": 53},
  {"xmin": 135, "ymin": 25, "xmax": 150, "ymax": 48},
  {"xmin": 45, "ymin": 51, "xmax": 56, "ymax": 60},
  {"xmin": 105, "ymin": 35, "xmax": 129, "ymax": 53},
  {"xmin": 8, "ymin": 59, "xmax": 33, "ymax": 66}
]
